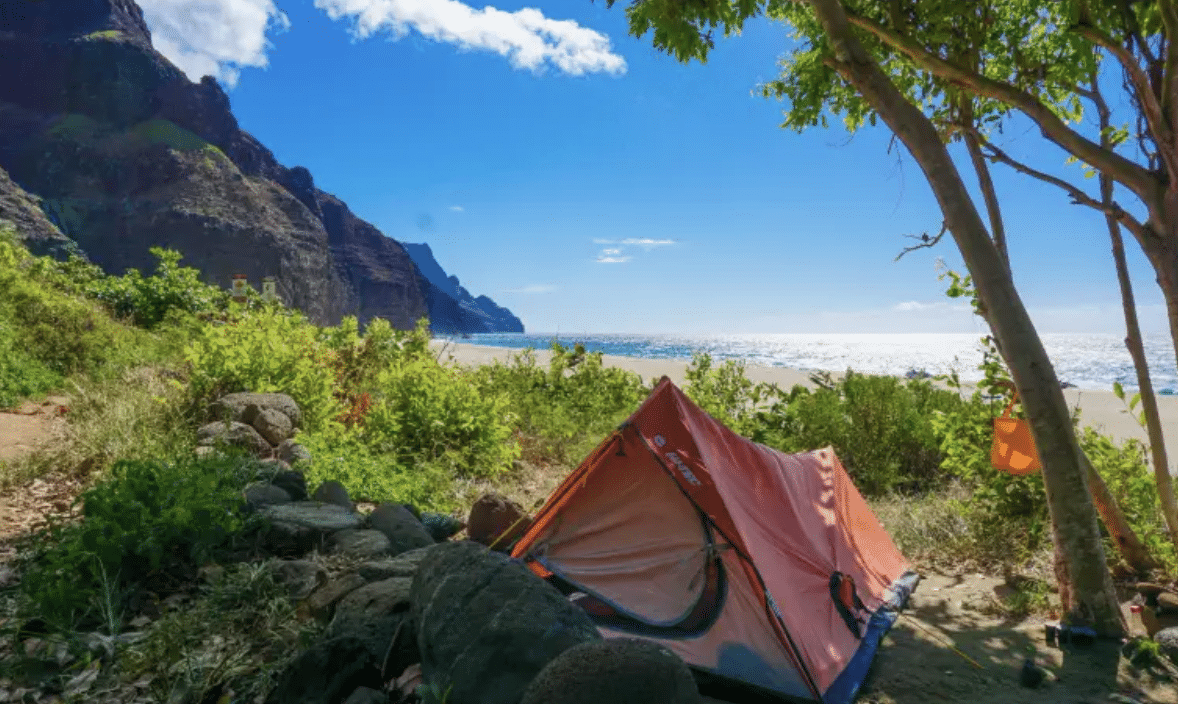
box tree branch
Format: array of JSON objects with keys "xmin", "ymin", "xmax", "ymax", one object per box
[
  {"xmin": 841, "ymin": 9, "xmax": 1158, "ymax": 201},
  {"xmin": 894, "ymin": 221, "xmax": 948, "ymax": 261},
  {"xmin": 1071, "ymin": 23, "xmax": 1175, "ymax": 176},
  {"xmin": 971, "ymin": 130, "xmax": 1152, "ymax": 243}
]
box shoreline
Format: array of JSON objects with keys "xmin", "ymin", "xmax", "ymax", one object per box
[{"xmin": 431, "ymin": 340, "xmax": 1178, "ymax": 451}]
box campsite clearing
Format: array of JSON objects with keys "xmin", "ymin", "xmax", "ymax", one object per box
[{"xmin": 852, "ymin": 572, "xmax": 1178, "ymax": 704}]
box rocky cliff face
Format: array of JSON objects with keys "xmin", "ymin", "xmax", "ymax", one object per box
[
  {"xmin": 403, "ymin": 243, "xmax": 524, "ymax": 334},
  {"xmin": 0, "ymin": 0, "xmax": 521, "ymax": 332}
]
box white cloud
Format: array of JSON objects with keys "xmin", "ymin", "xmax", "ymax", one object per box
[
  {"xmin": 596, "ymin": 255, "xmax": 632, "ymax": 263},
  {"xmin": 892, "ymin": 300, "xmax": 969, "ymax": 313},
  {"xmin": 602, "ymin": 248, "xmax": 622, "ymax": 255},
  {"xmin": 592, "ymin": 238, "xmax": 615, "ymax": 244},
  {"xmin": 139, "ymin": 0, "xmax": 289, "ymax": 88},
  {"xmin": 314, "ymin": 0, "xmax": 627, "ymax": 76},
  {"xmin": 620, "ymin": 238, "xmax": 674, "ymax": 249},
  {"xmin": 449, "ymin": 205, "xmax": 465, "ymax": 212},
  {"xmin": 505, "ymin": 284, "xmax": 555, "ymax": 294}
]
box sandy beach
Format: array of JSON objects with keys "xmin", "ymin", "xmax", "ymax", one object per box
[{"xmin": 432, "ymin": 340, "xmax": 1178, "ymax": 452}]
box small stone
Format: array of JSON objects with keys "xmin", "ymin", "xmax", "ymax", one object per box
[
  {"xmin": 244, "ymin": 483, "xmax": 292, "ymax": 510},
  {"xmin": 277, "ymin": 439, "xmax": 313, "ymax": 466},
  {"xmin": 244, "ymin": 404, "xmax": 295, "ymax": 445},
  {"xmin": 271, "ymin": 470, "xmax": 308, "ymax": 501},
  {"xmin": 329, "ymin": 529, "xmax": 392, "ymax": 559},
  {"xmin": 210, "ymin": 392, "xmax": 302, "ymax": 429},
  {"xmin": 467, "ymin": 493, "xmax": 530, "ymax": 551},
  {"xmin": 196, "ymin": 420, "xmax": 272, "ymax": 458},
  {"xmin": 307, "ymin": 574, "xmax": 368, "ymax": 622},
  {"xmin": 313, "ymin": 480, "xmax": 354, "ymax": 511},
  {"xmin": 367, "ymin": 503, "xmax": 434, "ymax": 556},
  {"xmin": 343, "ymin": 686, "xmax": 388, "ymax": 704},
  {"xmin": 357, "ymin": 547, "xmax": 432, "ymax": 582}
]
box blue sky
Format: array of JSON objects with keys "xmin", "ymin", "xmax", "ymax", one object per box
[{"xmin": 135, "ymin": 0, "xmax": 1168, "ymax": 335}]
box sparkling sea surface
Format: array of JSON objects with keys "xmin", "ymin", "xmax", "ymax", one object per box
[{"xmin": 442, "ymin": 332, "xmax": 1178, "ymax": 394}]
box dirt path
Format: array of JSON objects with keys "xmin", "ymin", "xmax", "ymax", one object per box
[
  {"xmin": 0, "ymin": 396, "xmax": 82, "ymax": 573},
  {"xmin": 857, "ymin": 573, "xmax": 1178, "ymax": 704}
]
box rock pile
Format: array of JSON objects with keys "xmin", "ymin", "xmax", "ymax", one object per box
[{"xmin": 196, "ymin": 392, "xmax": 705, "ymax": 704}]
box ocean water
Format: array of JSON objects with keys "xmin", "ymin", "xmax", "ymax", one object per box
[{"xmin": 444, "ymin": 332, "xmax": 1178, "ymax": 394}]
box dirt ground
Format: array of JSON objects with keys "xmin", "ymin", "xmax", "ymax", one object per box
[
  {"xmin": 851, "ymin": 572, "xmax": 1178, "ymax": 704},
  {"xmin": 0, "ymin": 396, "xmax": 81, "ymax": 572}
]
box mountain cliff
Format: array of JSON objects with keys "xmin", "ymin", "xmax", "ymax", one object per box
[
  {"xmin": 0, "ymin": 0, "xmax": 522, "ymax": 333},
  {"xmin": 403, "ymin": 243, "xmax": 524, "ymax": 334}
]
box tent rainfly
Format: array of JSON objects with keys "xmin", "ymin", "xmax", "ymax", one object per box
[{"xmin": 511, "ymin": 377, "xmax": 919, "ymax": 704}]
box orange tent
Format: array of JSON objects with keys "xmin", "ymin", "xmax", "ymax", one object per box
[{"xmin": 511, "ymin": 377, "xmax": 919, "ymax": 704}]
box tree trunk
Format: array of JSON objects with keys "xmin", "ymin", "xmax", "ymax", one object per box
[
  {"xmin": 807, "ymin": 0, "xmax": 1124, "ymax": 635},
  {"xmin": 1105, "ymin": 177, "xmax": 1178, "ymax": 552},
  {"xmin": 1085, "ymin": 453, "xmax": 1158, "ymax": 572}
]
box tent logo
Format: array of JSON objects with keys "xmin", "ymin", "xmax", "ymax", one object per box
[
  {"xmin": 653, "ymin": 434, "xmax": 666, "ymax": 447},
  {"xmin": 665, "ymin": 451, "xmax": 702, "ymax": 487}
]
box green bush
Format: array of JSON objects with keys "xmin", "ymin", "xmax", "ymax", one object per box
[
  {"xmin": 683, "ymin": 352, "xmax": 777, "ymax": 437},
  {"xmin": 17, "ymin": 455, "xmax": 258, "ymax": 631},
  {"xmin": 362, "ymin": 358, "xmax": 518, "ymax": 477},
  {"xmin": 471, "ymin": 343, "xmax": 647, "ymax": 465},
  {"xmin": 298, "ymin": 428, "xmax": 458, "ymax": 511},
  {"xmin": 79, "ymin": 247, "xmax": 230, "ymax": 329},
  {"xmin": 0, "ymin": 236, "xmax": 144, "ymax": 378},
  {"xmin": 681, "ymin": 352, "xmax": 959, "ymax": 496},
  {"xmin": 1081, "ymin": 427, "xmax": 1178, "ymax": 572},
  {"xmin": 184, "ymin": 308, "xmax": 340, "ymax": 431},
  {"xmin": 0, "ymin": 317, "xmax": 61, "ymax": 408}
]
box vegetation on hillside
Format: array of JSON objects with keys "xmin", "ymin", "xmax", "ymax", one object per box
[{"xmin": 0, "ymin": 224, "xmax": 1169, "ymax": 700}]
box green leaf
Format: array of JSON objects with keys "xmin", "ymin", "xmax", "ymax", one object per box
[
  {"xmin": 1130, "ymin": 392, "xmax": 1141, "ymax": 411},
  {"xmin": 1113, "ymin": 381, "xmax": 1124, "ymax": 400}
]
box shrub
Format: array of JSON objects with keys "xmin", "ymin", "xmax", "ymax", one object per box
[
  {"xmin": 17, "ymin": 455, "xmax": 258, "ymax": 631},
  {"xmin": 79, "ymin": 247, "xmax": 230, "ymax": 329},
  {"xmin": 471, "ymin": 343, "xmax": 647, "ymax": 465},
  {"xmin": 0, "ymin": 235, "xmax": 144, "ymax": 378},
  {"xmin": 0, "ymin": 317, "xmax": 61, "ymax": 408},
  {"xmin": 184, "ymin": 308, "xmax": 340, "ymax": 431},
  {"xmin": 683, "ymin": 352, "xmax": 777, "ymax": 437},
  {"xmin": 361, "ymin": 358, "xmax": 518, "ymax": 477},
  {"xmin": 1080, "ymin": 427, "xmax": 1178, "ymax": 572},
  {"xmin": 298, "ymin": 428, "xmax": 458, "ymax": 511}
]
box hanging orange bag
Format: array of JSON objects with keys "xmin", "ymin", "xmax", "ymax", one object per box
[{"xmin": 991, "ymin": 390, "xmax": 1042, "ymax": 474}]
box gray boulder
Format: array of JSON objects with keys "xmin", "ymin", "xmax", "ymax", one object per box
[
  {"xmin": 467, "ymin": 493, "xmax": 529, "ymax": 552},
  {"xmin": 210, "ymin": 392, "xmax": 303, "ymax": 429},
  {"xmin": 245, "ymin": 404, "xmax": 295, "ymax": 445},
  {"xmin": 196, "ymin": 421, "xmax": 272, "ymax": 458},
  {"xmin": 357, "ymin": 547, "xmax": 433, "ymax": 582},
  {"xmin": 329, "ymin": 529, "xmax": 392, "ymax": 559},
  {"xmin": 410, "ymin": 541, "xmax": 602, "ymax": 704},
  {"xmin": 271, "ymin": 470, "xmax": 309, "ymax": 501},
  {"xmin": 258, "ymin": 502, "xmax": 363, "ymax": 556},
  {"xmin": 367, "ymin": 503, "xmax": 435, "ymax": 556},
  {"xmin": 329, "ymin": 577, "xmax": 415, "ymax": 671},
  {"xmin": 521, "ymin": 638, "xmax": 702, "ymax": 704},
  {"xmin": 343, "ymin": 687, "xmax": 388, "ymax": 704},
  {"xmin": 1155, "ymin": 627, "xmax": 1178, "ymax": 663},
  {"xmin": 244, "ymin": 483, "xmax": 291, "ymax": 510},
  {"xmin": 264, "ymin": 636, "xmax": 382, "ymax": 704},
  {"xmin": 277, "ymin": 439, "xmax": 313, "ymax": 466},
  {"xmin": 307, "ymin": 574, "xmax": 369, "ymax": 622},
  {"xmin": 268, "ymin": 559, "xmax": 328, "ymax": 600},
  {"xmin": 313, "ymin": 480, "xmax": 355, "ymax": 512}
]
